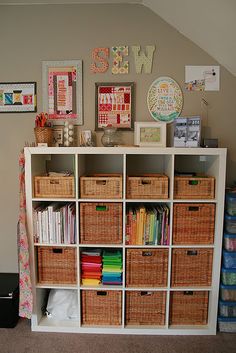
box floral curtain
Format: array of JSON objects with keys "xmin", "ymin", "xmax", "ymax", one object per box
[{"xmin": 17, "ymin": 150, "xmax": 33, "ymax": 318}]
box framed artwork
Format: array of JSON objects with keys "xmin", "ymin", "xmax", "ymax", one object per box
[
  {"xmin": 147, "ymin": 76, "xmax": 183, "ymax": 123},
  {"xmin": 42, "ymin": 60, "xmax": 83, "ymax": 125},
  {"xmin": 0, "ymin": 82, "xmax": 36, "ymax": 113},
  {"xmin": 134, "ymin": 122, "xmax": 166, "ymax": 147},
  {"xmin": 95, "ymin": 82, "xmax": 134, "ymax": 130},
  {"xmin": 173, "ymin": 116, "xmax": 201, "ymax": 147},
  {"xmin": 52, "ymin": 126, "xmax": 64, "ymax": 147}
]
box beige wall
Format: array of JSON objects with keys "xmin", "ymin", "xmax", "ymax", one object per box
[{"xmin": 0, "ymin": 3, "xmax": 236, "ymax": 272}]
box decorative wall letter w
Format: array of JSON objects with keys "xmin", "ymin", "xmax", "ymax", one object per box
[{"xmin": 131, "ymin": 45, "xmax": 155, "ymax": 74}]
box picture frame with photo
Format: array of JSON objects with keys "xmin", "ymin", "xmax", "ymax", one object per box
[
  {"xmin": 52, "ymin": 126, "xmax": 64, "ymax": 147},
  {"xmin": 95, "ymin": 82, "xmax": 134, "ymax": 131},
  {"xmin": 42, "ymin": 60, "xmax": 83, "ymax": 125},
  {"xmin": 173, "ymin": 116, "xmax": 201, "ymax": 147},
  {"xmin": 134, "ymin": 121, "xmax": 166, "ymax": 147}
]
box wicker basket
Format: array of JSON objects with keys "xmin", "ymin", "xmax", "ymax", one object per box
[
  {"xmin": 80, "ymin": 202, "xmax": 122, "ymax": 244},
  {"xmin": 81, "ymin": 290, "xmax": 122, "ymax": 325},
  {"xmin": 171, "ymin": 248, "xmax": 213, "ymax": 287},
  {"xmin": 174, "ymin": 175, "xmax": 215, "ymax": 199},
  {"xmin": 37, "ymin": 246, "xmax": 77, "ymax": 284},
  {"xmin": 169, "ymin": 291, "xmax": 209, "ymax": 325},
  {"xmin": 172, "ymin": 203, "xmax": 215, "ymax": 245},
  {"xmin": 34, "ymin": 175, "xmax": 75, "ymax": 198},
  {"xmin": 125, "ymin": 291, "xmax": 166, "ymax": 326},
  {"xmin": 80, "ymin": 174, "xmax": 122, "ymax": 199},
  {"xmin": 34, "ymin": 127, "xmax": 53, "ymax": 147},
  {"xmin": 126, "ymin": 249, "xmax": 168, "ymax": 287},
  {"xmin": 126, "ymin": 174, "xmax": 168, "ymax": 199}
]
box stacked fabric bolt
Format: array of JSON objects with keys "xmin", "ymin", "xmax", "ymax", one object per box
[
  {"xmin": 102, "ymin": 250, "xmax": 122, "ymax": 285},
  {"xmin": 81, "ymin": 249, "xmax": 102, "ymax": 286}
]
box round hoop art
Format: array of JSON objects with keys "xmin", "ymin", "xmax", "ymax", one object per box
[{"xmin": 147, "ymin": 76, "xmax": 183, "ymax": 123}]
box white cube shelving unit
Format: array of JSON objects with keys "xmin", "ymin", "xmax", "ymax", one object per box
[{"xmin": 25, "ymin": 147, "xmax": 227, "ymax": 335}]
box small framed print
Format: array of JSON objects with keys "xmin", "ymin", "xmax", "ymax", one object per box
[
  {"xmin": 95, "ymin": 82, "xmax": 135, "ymax": 130},
  {"xmin": 134, "ymin": 122, "xmax": 166, "ymax": 147},
  {"xmin": 52, "ymin": 126, "xmax": 64, "ymax": 147},
  {"xmin": 0, "ymin": 82, "xmax": 37, "ymax": 113}
]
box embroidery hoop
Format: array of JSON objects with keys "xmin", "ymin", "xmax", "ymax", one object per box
[{"xmin": 147, "ymin": 76, "xmax": 183, "ymax": 123}]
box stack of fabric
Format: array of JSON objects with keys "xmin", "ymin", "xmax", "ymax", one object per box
[
  {"xmin": 102, "ymin": 250, "xmax": 122, "ymax": 285},
  {"xmin": 81, "ymin": 249, "xmax": 102, "ymax": 286}
]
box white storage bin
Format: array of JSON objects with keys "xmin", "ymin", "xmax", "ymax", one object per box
[
  {"xmin": 220, "ymin": 284, "xmax": 236, "ymax": 301},
  {"xmin": 221, "ymin": 268, "xmax": 236, "ymax": 285},
  {"xmin": 226, "ymin": 192, "xmax": 236, "ymax": 216},
  {"xmin": 218, "ymin": 317, "xmax": 236, "ymax": 332},
  {"xmin": 219, "ymin": 300, "xmax": 236, "ymax": 317},
  {"xmin": 225, "ymin": 214, "xmax": 236, "ymax": 234},
  {"xmin": 224, "ymin": 233, "xmax": 236, "ymax": 251},
  {"xmin": 222, "ymin": 250, "xmax": 236, "ymax": 269}
]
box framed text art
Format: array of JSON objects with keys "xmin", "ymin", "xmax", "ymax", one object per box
[
  {"xmin": 42, "ymin": 60, "xmax": 83, "ymax": 125},
  {"xmin": 147, "ymin": 76, "xmax": 183, "ymax": 123},
  {"xmin": 95, "ymin": 82, "xmax": 134, "ymax": 130},
  {"xmin": 0, "ymin": 82, "xmax": 36, "ymax": 113},
  {"xmin": 134, "ymin": 121, "xmax": 166, "ymax": 147}
]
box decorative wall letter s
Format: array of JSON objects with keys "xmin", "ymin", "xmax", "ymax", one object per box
[
  {"xmin": 112, "ymin": 46, "xmax": 129, "ymax": 75},
  {"xmin": 131, "ymin": 45, "xmax": 155, "ymax": 74},
  {"xmin": 91, "ymin": 47, "xmax": 109, "ymax": 73}
]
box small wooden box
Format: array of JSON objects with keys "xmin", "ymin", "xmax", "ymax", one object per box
[
  {"xmin": 80, "ymin": 174, "xmax": 122, "ymax": 199},
  {"xmin": 34, "ymin": 176, "xmax": 75, "ymax": 198},
  {"xmin": 126, "ymin": 174, "xmax": 168, "ymax": 199}
]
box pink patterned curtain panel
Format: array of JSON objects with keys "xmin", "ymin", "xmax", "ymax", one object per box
[{"xmin": 17, "ymin": 150, "xmax": 33, "ymax": 318}]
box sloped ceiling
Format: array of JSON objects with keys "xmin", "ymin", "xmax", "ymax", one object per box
[
  {"xmin": 1, "ymin": 0, "xmax": 235, "ymax": 77},
  {"xmin": 143, "ymin": 0, "xmax": 236, "ymax": 77}
]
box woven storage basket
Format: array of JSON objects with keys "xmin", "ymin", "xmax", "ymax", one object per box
[
  {"xmin": 80, "ymin": 202, "xmax": 122, "ymax": 244},
  {"xmin": 169, "ymin": 291, "xmax": 209, "ymax": 325},
  {"xmin": 37, "ymin": 246, "xmax": 77, "ymax": 284},
  {"xmin": 34, "ymin": 176, "xmax": 75, "ymax": 198},
  {"xmin": 34, "ymin": 127, "xmax": 53, "ymax": 147},
  {"xmin": 172, "ymin": 203, "xmax": 215, "ymax": 245},
  {"xmin": 80, "ymin": 174, "xmax": 122, "ymax": 199},
  {"xmin": 171, "ymin": 248, "xmax": 213, "ymax": 287},
  {"xmin": 174, "ymin": 175, "xmax": 215, "ymax": 199},
  {"xmin": 81, "ymin": 290, "xmax": 122, "ymax": 325},
  {"xmin": 126, "ymin": 249, "xmax": 168, "ymax": 287},
  {"xmin": 125, "ymin": 291, "xmax": 166, "ymax": 326},
  {"xmin": 126, "ymin": 174, "xmax": 168, "ymax": 199}
]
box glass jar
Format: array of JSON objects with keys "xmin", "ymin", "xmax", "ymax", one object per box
[{"xmin": 101, "ymin": 127, "xmax": 119, "ymax": 147}]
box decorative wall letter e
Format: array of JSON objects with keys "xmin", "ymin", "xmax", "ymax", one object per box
[
  {"xmin": 91, "ymin": 47, "xmax": 109, "ymax": 73},
  {"xmin": 131, "ymin": 45, "xmax": 155, "ymax": 74},
  {"xmin": 112, "ymin": 46, "xmax": 129, "ymax": 74}
]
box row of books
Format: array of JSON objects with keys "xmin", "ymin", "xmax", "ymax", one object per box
[
  {"xmin": 33, "ymin": 203, "xmax": 76, "ymax": 244},
  {"xmin": 126, "ymin": 204, "xmax": 170, "ymax": 245}
]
